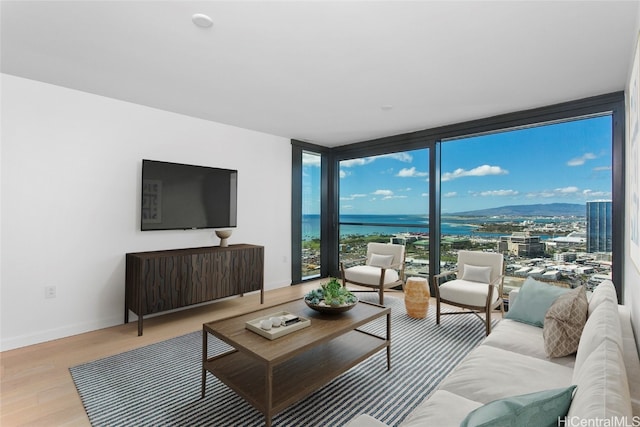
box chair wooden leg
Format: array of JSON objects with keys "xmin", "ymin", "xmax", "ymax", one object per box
[
  {"xmin": 485, "ymin": 308, "xmax": 491, "ymax": 336},
  {"xmin": 436, "ymin": 298, "xmax": 441, "ymax": 325},
  {"xmin": 379, "ymin": 287, "xmax": 384, "ymax": 305}
]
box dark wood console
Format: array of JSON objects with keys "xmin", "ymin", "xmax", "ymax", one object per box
[{"xmin": 125, "ymin": 244, "xmax": 264, "ymax": 335}]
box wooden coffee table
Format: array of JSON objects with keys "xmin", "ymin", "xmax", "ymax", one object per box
[{"xmin": 201, "ymin": 299, "xmax": 391, "ymax": 427}]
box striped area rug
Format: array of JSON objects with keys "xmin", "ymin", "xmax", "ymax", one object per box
[{"xmin": 70, "ymin": 295, "xmax": 492, "ymax": 426}]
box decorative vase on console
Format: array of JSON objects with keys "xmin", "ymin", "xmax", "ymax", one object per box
[{"xmin": 215, "ymin": 229, "xmax": 233, "ymax": 247}]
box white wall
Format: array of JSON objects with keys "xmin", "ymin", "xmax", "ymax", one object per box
[
  {"xmin": 0, "ymin": 74, "xmax": 292, "ymax": 351},
  {"xmin": 625, "ymin": 8, "xmax": 640, "ymax": 355}
]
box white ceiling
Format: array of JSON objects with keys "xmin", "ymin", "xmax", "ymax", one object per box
[{"xmin": 2, "ymin": 1, "xmax": 639, "ymax": 147}]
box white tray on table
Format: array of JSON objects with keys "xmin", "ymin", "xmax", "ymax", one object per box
[{"xmin": 245, "ymin": 311, "xmax": 310, "ymax": 340}]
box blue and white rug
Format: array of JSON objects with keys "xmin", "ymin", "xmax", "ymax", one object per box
[{"xmin": 70, "ymin": 294, "xmax": 491, "ymax": 426}]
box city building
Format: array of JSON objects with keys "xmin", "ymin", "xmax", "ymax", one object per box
[
  {"xmin": 586, "ymin": 201, "xmax": 613, "ymax": 253},
  {"xmin": 554, "ymin": 252, "xmax": 578, "ymax": 262},
  {"xmin": 498, "ymin": 232, "xmax": 545, "ymax": 257},
  {"xmin": 547, "ymin": 231, "xmax": 587, "ymax": 250}
]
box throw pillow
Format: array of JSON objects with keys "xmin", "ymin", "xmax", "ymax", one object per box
[
  {"xmin": 504, "ymin": 277, "xmax": 569, "ymax": 327},
  {"xmin": 543, "ymin": 286, "xmax": 588, "ymax": 358},
  {"xmin": 368, "ymin": 253, "xmax": 394, "ymax": 268},
  {"xmin": 461, "ymin": 264, "xmax": 492, "ymax": 284},
  {"xmin": 460, "ymin": 386, "xmax": 577, "ymax": 427}
]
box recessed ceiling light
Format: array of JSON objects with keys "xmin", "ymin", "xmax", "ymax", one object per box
[{"xmin": 192, "ymin": 13, "xmax": 213, "ymax": 28}]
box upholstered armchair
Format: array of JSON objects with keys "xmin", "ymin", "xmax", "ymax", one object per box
[
  {"xmin": 340, "ymin": 242, "xmax": 405, "ymax": 305},
  {"xmin": 432, "ymin": 250, "xmax": 505, "ymax": 335}
]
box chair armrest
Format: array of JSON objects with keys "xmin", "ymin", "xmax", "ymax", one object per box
[
  {"xmin": 341, "ymin": 258, "xmax": 405, "ymax": 270},
  {"xmin": 385, "ymin": 262, "xmax": 403, "ymax": 270},
  {"xmin": 489, "ymin": 274, "xmax": 504, "ymax": 287},
  {"xmin": 340, "ymin": 257, "xmax": 368, "ymax": 269},
  {"xmin": 433, "ymin": 269, "xmax": 457, "ymax": 280},
  {"xmin": 432, "ymin": 269, "xmax": 458, "ymax": 290}
]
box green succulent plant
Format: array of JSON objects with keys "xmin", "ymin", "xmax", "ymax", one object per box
[{"xmin": 304, "ymin": 277, "xmax": 357, "ymax": 306}]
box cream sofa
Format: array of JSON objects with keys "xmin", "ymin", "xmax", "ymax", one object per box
[{"xmin": 347, "ymin": 280, "xmax": 640, "ymax": 426}]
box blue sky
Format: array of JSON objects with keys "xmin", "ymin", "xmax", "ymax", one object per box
[{"xmin": 304, "ymin": 115, "xmax": 612, "ymax": 215}]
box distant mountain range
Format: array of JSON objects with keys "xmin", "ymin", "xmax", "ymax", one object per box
[{"xmin": 449, "ymin": 203, "xmax": 586, "ymax": 217}]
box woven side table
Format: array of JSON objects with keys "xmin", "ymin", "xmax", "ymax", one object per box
[{"xmin": 403, "ymin": 277, "xmax": 430, "ymax": 318}]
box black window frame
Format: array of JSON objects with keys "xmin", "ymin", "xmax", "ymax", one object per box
[{"xmin": 292, "ymin": 92, "xmax": 625, "ymax": 302}]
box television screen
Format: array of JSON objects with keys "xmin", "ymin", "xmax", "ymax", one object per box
[{"xmin": 141, "ymin": 159, "xmax": 237, "ymax": 231}]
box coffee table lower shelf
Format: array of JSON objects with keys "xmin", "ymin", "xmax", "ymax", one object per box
[{"xmin": 202, "ymin": 329, "xmax": 389, "ymax": 421}]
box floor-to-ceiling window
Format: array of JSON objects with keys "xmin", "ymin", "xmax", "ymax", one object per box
[
  {"xmin": 291, "ymin": 93, "xmax": 624, "ymax": 300},
  {"xmin": 291, "ymin": 141, "xmax": 330, "ymax": 284},
  {"xmin": 338, "ymin": 149, "xmax": 430, "ymax": 277},
  {"xmin": 441, "ymin": 115, "xmax": 614, "ymax": 295},
  {"xmin": 302, "ymin": 151, "xmax": 322, "ymax": 279}
]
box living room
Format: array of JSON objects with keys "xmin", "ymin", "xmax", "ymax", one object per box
[{"xmin": 2, "ymin": 1, "xmax": 640, "ymax": 425}]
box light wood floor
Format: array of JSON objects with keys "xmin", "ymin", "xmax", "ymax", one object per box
[
  {"xmin": 0, "ymin": 281, "xmax": 327, "ymax": 426},
  {"xmin": 0, "ymin": 283, "xmax": 487, "ymax": 426}
]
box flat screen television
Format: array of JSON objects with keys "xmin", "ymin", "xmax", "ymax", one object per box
[{"xmin": 141, "ymin": 159, "xmax": 237, "ymax": 231}]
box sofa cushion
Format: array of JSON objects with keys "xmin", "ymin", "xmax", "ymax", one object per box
[
  {"xmin": 344, "ymin": 414, "xmax": 389, "ymax": 427},
  {"xmin": 438, "ymin": 345, "xmax": 574, "ymax": 405},
  {"xmin": 568, "ymin": 339, "xmax": 632, "ymax": 421},
  {"xmin": 587, "ymin": 280, "xmax": 617, "ymax": 317},
  {"xmin": 574, "ymin": 298, "xmax": 623, "ymax": 375},
  {"xmin": 618, "ymin": 306, "xmax": 640, "ymax": 416},
  {"xmin": 504, "ymin": 277, "xmax": 569, "ymax": 327},
  {"xmin": 543, "ymin": 286, "xmax": 588, "ymax": 358},
  {"xmin": 400, "ymin": 390, "xmax": 482, "ymax": 427},
  {"xmin": 343, "ymin": 265, "xmax": 399, "ymax": 286},
  {"xmin": 482, "ymin": 319, "xmax": 575, "ymax": 367},
  {"xmin": 438, "ymin": 279, "xmax": 499, "ymax": 307},
  {"xmin": 460, "ymin": 386, "xmax": 576, "ymax": 427},
  {"xmin": 461, "ymin": 264, "xmax": 492, "ymax": 283}
]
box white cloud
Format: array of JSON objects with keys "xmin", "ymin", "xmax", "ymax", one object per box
[
  {"xmin": 397, "ymin": 167, "xmax": 428, "ymax": 178},
  {"xmin": 341, "ymin": 152, "xmax": 413, "ymax": 168},
  {"xmin": 583, "ymin": 189, "xmax": 611, "ymax": 198},
  {"xmin": 340, "ymin": 193, "xmax": 367, "ymax": 201},
  {"xmin": 443, "ymin": 192, "xmax": 458, "ymax": 198},
  {"xmin": 535, "ymin": 192, "xmax": 556, "ymax": 198},
  {"xmin": 593, "ymin": 166, "xmax": 612, "ymax": 171},
  {"xmin": 379, "ymin": 152, "xmax": 413, "ymax": 163},
  {"xmin": 525, "ymin": 186, "xmax": 613, "ymax": 200},
  {"xmin": 383, "ymin": 195, "xmax": 408, "ymax": 200},
  {"xmin": 479, "ymin": 189, "xmax": 519, "ymax": 197},
  {"xmin": 421, "ymin": 193, "xmax": 429, "ymax": 197},
  {"xmin": 555, "ymin": 186, "xmax": 579, "ymax": 194},
  {"xmin": 302, "ymin": 153, "xmax": 321, "ymax": 167},
  {"xmin": 341, "ymin": 158, "xmax": 375, "ymax": 167},
  {"xmin": 567, "ymin": 152, "xmax": 596, "ymax": 166},
  {"xmin": 339, "ymin": 169, "xmax": 348, "ymax": 179},
  {"xmin": 372, "ymin": 189, "xmax": 394, "ymax": 196},
  {"xmin": 441, "ymin": 165, "xmax": 508, "ymax": 181}
]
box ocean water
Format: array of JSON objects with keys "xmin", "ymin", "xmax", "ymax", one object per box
[{"xmin": 302, "ymin": 214, "xmax": 574, "ymax": 241}]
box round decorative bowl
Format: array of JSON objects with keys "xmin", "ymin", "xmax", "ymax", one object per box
[{"xmin": 304, "ymin": 298, "xmax": 358, "ymax": 314}]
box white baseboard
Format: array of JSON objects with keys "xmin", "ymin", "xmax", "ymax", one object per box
[{"xmin": 0, "ymin": 315, "xmax": 122, "ymax": 352}]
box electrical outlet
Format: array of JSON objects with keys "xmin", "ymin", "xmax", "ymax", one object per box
[{"xmin": 45, "ymin": 286, "xmax": 56, "ymax": 299}]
